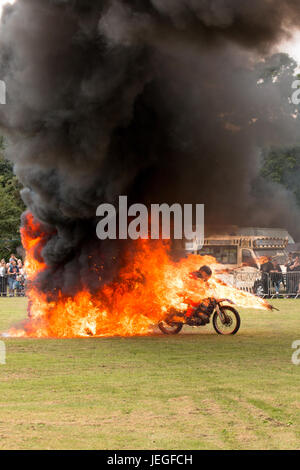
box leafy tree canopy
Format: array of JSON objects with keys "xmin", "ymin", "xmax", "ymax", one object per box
[
  {"xmin": 0, "ymin": 137, "xmax": 25, "ymax": 260},
  {"xmin": 259, "ymin": 53, "xmax": 300, "ymax": 211}
]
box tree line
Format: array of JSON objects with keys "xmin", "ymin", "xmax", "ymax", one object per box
[{"xmin": 0, "ymin": 137, "xmax": 25, "ymax": 260}]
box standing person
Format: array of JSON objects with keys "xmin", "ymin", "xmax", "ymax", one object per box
[
  {"xmin": 7, "ymin": 260, "xmax": 19, "ymax": 297},
  {"xmin": 285, "ymin": 253, "xmax": 294, "ymax": 296},
  {"xmin": 290, "ymin": 256, "xmax": 300, "ymax": 295},
  {"xmin": 9, "ymin": 253, "xmax": 17, "ymax": 264},
  {"xmin": 16, "ymin": 260, "xmax": 25, "ymax": 296},
  {"xmin": 17, "ymin": 259, "xmax": 23, "ymax": 273},
  {"xmin": 14, "ymin": 273, "xmax": 22, "ymax": 296},
  {"xmin": 260, "ymin": 257, "xmax": 273, "ymax": 295},
  {"xmin": 270, "ymin": 260, "xmax": 283, "ymax": 297},
  {"xmin": 0, "ymin": 260, "xmax": 7, "ymax": 297}
]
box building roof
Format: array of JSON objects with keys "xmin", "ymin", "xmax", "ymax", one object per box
[{"xmin": 206, "ymin": 226, "xmax": 294, "ymax": 243}]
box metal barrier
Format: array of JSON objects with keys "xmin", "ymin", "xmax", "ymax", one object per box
[
  {"xmin": 0, "ymin": 270, "xmax": 299, "ymax": 298},
  {"xmin": 225, "ymin": 270, "xmax": 300, "ymax": 298},
  {"xmin": 0, "ymin": 276, "xmax": 25, "ymax": 297},
  {"xmin": 233, "ymin": 271, "xmax": 261, "ymax": 293},
  {"xmin": 0, "ymin": 276, "xmax": 7, "ymax": 296},
  {"xmin": 262, "ymin": 272, "xmax": 300, "ymax": 298}
]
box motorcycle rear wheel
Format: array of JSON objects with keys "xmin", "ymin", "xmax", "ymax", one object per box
[
  {"xmin": 212, "ymin": 306, "xmax": 241, "ymax": 335},
  {"xmin": 158, "ymin": 309, "xmax": 183, "ymax": 335},
  {"xmin": 158, "ymin": 321, "xmax": 183, "ymax": 335}
]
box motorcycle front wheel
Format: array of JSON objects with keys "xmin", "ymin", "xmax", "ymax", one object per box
[{"xmin": 212, "ymin": 306, "xmax": 241, "ymax": 335}]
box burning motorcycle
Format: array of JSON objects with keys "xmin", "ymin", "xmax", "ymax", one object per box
[{"xmin": 158, "ymin": 298, "xmax": 241, "ymax": 335}]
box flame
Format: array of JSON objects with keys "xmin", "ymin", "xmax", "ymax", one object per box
[
  {"xmin": 257, "ymin": 256, "xmax": 269, "ymax": 265},
  {"xmin": 6, "ymin": 213, "xmax": 271, "ymax": 338}
]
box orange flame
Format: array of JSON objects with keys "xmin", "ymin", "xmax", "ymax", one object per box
[
  {"xmin": 257, "ymin": 256, "xmax": 270, "ymax": 265},
  {"xmin": 7, "ymin": 213, "xmax": 271, "ymax": 338}
]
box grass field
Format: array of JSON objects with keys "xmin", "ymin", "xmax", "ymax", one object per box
[{"xmin": 0, "ymin": 297, "xmax": 299, "ymax": 450}]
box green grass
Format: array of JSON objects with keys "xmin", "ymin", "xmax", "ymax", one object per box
[{"xmin": 0, "ymin": 297, "xmax": 299, "ymax": 450}]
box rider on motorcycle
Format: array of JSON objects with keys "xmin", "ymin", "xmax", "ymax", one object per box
[{"xmin": 187, "ymin": 265, "xmax": 216, "ymax": 324}]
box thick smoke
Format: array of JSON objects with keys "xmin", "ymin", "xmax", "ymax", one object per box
[{"xmin": 0, "ymin": 0, "xmax": 300, "ymax": 295}]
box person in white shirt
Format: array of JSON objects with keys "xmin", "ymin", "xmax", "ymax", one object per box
[{"xmin": 0, "ymin": 259, "xmax": 7, "ymax": 296}]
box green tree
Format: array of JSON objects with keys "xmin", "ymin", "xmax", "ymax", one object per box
[
  {"xmin": 258, "ymin": 54, "xmax": 300, "ymax": 208},
  {"xmin": 0, "ymin": 137, "xmax": 25, "ymax": 260},
  {"xmin": 261, "ymin": 146, "xmax": 300, "ymax": 206}
]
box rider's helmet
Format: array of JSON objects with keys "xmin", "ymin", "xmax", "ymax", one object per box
[{"xmin": 191, "ymin": 265, "xmax": 212, "ymax": 281}]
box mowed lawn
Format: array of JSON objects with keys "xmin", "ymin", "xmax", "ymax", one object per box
[{"xmin": 0, "ymin": 297, "xmax": 299, "ymax": 450}]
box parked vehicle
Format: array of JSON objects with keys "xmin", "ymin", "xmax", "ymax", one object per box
[{"xmin": 184, "ymin": 226, "xmax": 293, "ymax": 295}]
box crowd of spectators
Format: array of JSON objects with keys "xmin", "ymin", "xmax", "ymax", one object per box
[
  {"xmin": 261, "ymin": 254, "xmax": 300, "ymax": 296},
  {"xmin": 0, "ymin": 253, "xmax": 26, "ymax": 297},
  {"xmin": 284, "ymin": 253, "xmax": 300, "ymax": 295}
]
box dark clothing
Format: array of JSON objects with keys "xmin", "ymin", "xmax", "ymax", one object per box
[
  {"xmin": 270, "ymin": 264, "xmax": 283, "ymax": 294},
  {"xmin": 286, "ymin": 260, "xmax": 294, "ymax": 272},
  {"xmin": 0, "ymin": 276, "xmax": 7, "ymax": 296},
  {"xmin": 270, "ymin": 264, "xmax": 283, "ymax": 281},
  {"xmin": 196, "ymin": 298, "xmax": 216, "ymax": 316},
  {"xmin": 291, "ymin": 263, "xmax": 300, "ymax": 272},
  {"xmin": 289, "ymin": 263, "xmax": 300, "ymax": 294},
  {"xmin": 194, "ymin": 298, "xmax": 216, "ymax": 324},
  {"xmin": 285, "ymin": 260, "xmax": 294, "ymax": 294},
  {"xmin": 8, "ymin": 265, "xmax": 19, "ymax": 280},
  {"xmin": 189, "ymin": 268, "xmax": 214, "ymax": 323},
  {"xmin": 190, "ymin": 270, "xmax": 203, "ymax": 280},
  {"xmin": 261, "ymin": 261, "xmax": 273, "ymax": 274},
  {"xmin": 260, "ymin": 262, "xmax": 273, "ymax": 294},
  {"xmin": 8, "ymin": 266, "xmax": 19, "ymax": 295}
]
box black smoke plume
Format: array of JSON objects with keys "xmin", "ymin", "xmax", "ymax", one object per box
[{"xmin": 0, "ymin": 0, "xmax": 300, "ymax": 295}]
